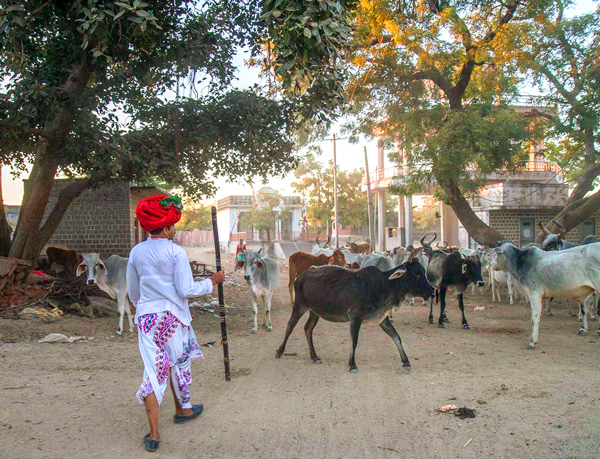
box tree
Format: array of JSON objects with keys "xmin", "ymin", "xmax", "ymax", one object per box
[
  {"xmin": 340, "ymin": 0, "xmax": 546, "ymax": 246},
  {"xmin": 511, "ymin": 2, "xmax": 600, "ymax": 241},
  {"xmin": 292, "ymin": 153, "xmax": 369, "ymax": 237},
  {"xmin": 414, "ymin": 197, "xmax": 440, "ymax": 233},
  {"xmin": 241, "ymin": 189, "xmax": 281, "ymax": 246},
  {"xmin": 178, "ymin": 206, "xmax": 212, "ymax": 231},
  {"xmin": 0, "ymin": 0, "xmax": 353, "ymax": 261}
]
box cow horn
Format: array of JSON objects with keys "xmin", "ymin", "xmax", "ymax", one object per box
[
  {"xmin": 326, "ymin": 235, "xmax": 331, "ymax": 246},
  {"xmin": 315, "ymin": 234, "xmax": 321, "ymax": 245},
  {"xmin": 538, "ymin": 221, "xmax": 552, "ymax": 235},
  {"xmin": 552, "ymin": 219, "xmax": 566, "ymax": 239},
  {"xmin": 428, "ymin": 232, "xmax": 437, "ymax": 245},
  {"xmin": 419, "ymin": 234, "xmax": 426, "ymax": 246},
  {"xmin": 347, "ymin": 236, "xmax": 355, "ymax": 243}
]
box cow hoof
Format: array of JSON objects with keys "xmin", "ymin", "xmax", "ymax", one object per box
[
  {"xmin": 428, "ymin": 318, "xmax": 433, "ymax": 324},
  {"xmin": 578, "ymin": 329, "xmax": 587, "ymax": 336},
  {"xmin": 547, "ymin": 311, "xmax": 553, "ymax": 317},
  {"xmin": 251, "ymin": 329, "xmax": 257, "ymax": 334},
  {"xmin": 313, "ymin": 359, "xmax": 322, "ymax": 365},
  {"xmin": 403, "ymin": 365, "xmax": 411, "ymax": 372},
  {"xmin": 275, "ymin": 350, "xmax": 283, "ymax": 359},
  {"xmin": 463, "ymin": 324, "xmax": 470, "ymax": 330},
  {"xmin": 349, "ymin": 368, "xmax": 359, "ymax": 373},
  {"xmin": 438, "ymin": 324, "xmax": 445, "ymax": 329},
  {"xmin": 569, "ymin": 313, "xmax": 577, "ymax": 318},
  {"xmin": 115, "ymin": 331, "xmax": 123, "ymax": 337},
  {"xmin": 527, "ymin": 342, "xmax": 536, "ymax": 350},
  {"xmin": 442, "ymin": 317, "xmax": 449, "ymax": 324},
  {"xmin": 266, "ymin": 327, "xmax": 273, "ymax": 332},
  {"xmin": 578, "ymin": 317, "xmax": 583, "ymax": 323},
  {"xmin": 128, "ymin": 329, "xmax": 134, "ymax": 334}
]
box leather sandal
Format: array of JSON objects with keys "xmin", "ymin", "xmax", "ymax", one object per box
[
  {"xmin": 173, "ymin": 404, "xmax": 204, "ymax": 424},
  {"xmin": 144, "ymin": 434, "xmax": 159, "ymax": 452}
]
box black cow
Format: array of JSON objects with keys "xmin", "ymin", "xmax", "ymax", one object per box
[
  {"xmin": 426, "ymin": 251, "xmax": 484, "ymax": 330},
  {"xmin": 276, "ymin": 256, "xmax": 434, "ymax": 372}
]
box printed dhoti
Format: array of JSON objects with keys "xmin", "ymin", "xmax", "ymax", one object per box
[{"xmin": 136, "ymin": 311, "xmax": 203, "ymax": 408}]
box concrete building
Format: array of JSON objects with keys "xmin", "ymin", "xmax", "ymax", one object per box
[
  {"xmin": 215, "ymin": 186, "xmax": 303, "ymax": 245},
  {"xmin": 362, "ymin": 103, "xmax": 597, "ymax": 248}
]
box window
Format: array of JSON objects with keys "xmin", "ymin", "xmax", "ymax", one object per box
[
  {"xmin": 581, "ymin": 218, "xmax": 595, "ymax": 241},
  {"xmin": 520, "ymin": 217, "xmax": 535, "ymax": 245}
]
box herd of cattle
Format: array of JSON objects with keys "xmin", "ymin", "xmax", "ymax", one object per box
[
  {"xmin": 236, "ymin": 221, "xmax": 600, "ymax": 372},
  {"xmin": 38, "ymin": 219, "xmax": 600, "ymax": 373}
]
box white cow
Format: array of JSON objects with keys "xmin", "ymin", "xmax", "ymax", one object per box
[
  {"xmin": 493, "ymin": 243, "xmax": 600, "ymax": 348},
  {"xmin": 77, "ymin": 253, "xmax": 132, "ymax": 335},
  {"xmin": 235, "ymin": 249, "xmax": 282, "ymax": 333}
]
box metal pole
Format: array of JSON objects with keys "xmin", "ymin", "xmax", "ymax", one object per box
[
  {"xmin": 333, "ymin": 133, "xmax": 339, "ymax": 249},
  {"xmin": 364, "ymin": 146, "xmax": 374, "ymax": 247},
  {"xmin": 211, "ymin": 206, "xmax": 231, "ymax": 382}
]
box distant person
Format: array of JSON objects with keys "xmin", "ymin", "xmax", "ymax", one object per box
[
  {"xmin": 127, "ymin": 194, "xmax": 225, "ymax": 453},
  {"xmin": 236, "ymin": 238, "xmax": 247, "ymax": 262}
]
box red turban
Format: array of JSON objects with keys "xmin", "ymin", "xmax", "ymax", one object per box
[{"xmin": 136, "ymin": 194, "xmax": 183, "ymax": 232}]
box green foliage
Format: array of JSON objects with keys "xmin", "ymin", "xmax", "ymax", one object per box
[
  {"xmin": 511, "ymin": 3, "xmax": 600, "ymax": 178},
  {"xmin": 257, "ymin": 0, "xmax": 358, "ymax": 124},
  {"xmin": 241, "ymin": 189, "xmax": 281, "ymax": 232},
  {"xmin": 414, "ymin": 198, "xmax": 440, "ymax": 232},
  {"xmin": 292, "ymin": 153, "xmax": 368, "ymax": 230},
  {"xmin": 178, "ymin": 206, "xmax": 212, "ymax": 231},
  {"xmin": 344, "ymin": 0, "xmax": 537, "ymax": 201},
  {"xmin": 0, "ymin": 0, "xmax": 300, "ymax": 198}
]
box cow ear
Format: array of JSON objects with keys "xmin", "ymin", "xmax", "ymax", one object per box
[
  {"xmin": 256, "ymin": 259, "xmax": 265, "ymax": 271},
  {"xmin": 234, "ymin": 260, "xmax": 244, "ymax": 272},
  {"xmin": 97, "ymin": 260, "xmax": 107, "ymax": 273},
  {"xmin": 462, "ymin": 262, "xmax": 468, "ymax": 274},
  {"xmin": 257, "ymin": 248, "xmax": 263, "ymax": 255},
  {"xmin": 76, "ymin": 263, "xmax": 86, "ymax": 277},
  {"xmin": 389, "ymin": 268, "xmax": 406, "ymax": 280}
]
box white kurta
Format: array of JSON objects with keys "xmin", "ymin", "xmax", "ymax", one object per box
[{"xmin": 126, "ymin": 238, "xmax": 213, "ymax": 406}]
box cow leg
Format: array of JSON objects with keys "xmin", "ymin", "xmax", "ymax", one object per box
[
  {"xmin": 507, "ymin": 275, "xmax": 514, "ymax": 306},
  {"xmin": 545, "ymin": 298, "xmax": 553, "ymax": 316},
  {"xmin": 438, "ymin": 288, "xmax": 447, "ymax": 328},
  {"xmin": 250, "ymin": 293, "xmax": 259, "ymax": 334},
  {"xmin": 348, "ymin": 317, "xmax": 363, "ymax": 373},
  {"xmin": 288, "ymin": 280, "xmax": 294, "ymax": 307},
  {"xmin": 528, "ymin": 293, "xmax": 543, "ymax": 349},
  {"xmin": 379, "ymin": 316, "xmax": 411, "ymax": 371},
  {"xmin": 579, "ymin": 298, "xmax": 590, "ymax": 336},
  {"xmin": 276, "ymin": 306, "xmax": 308, "ymax": 358},
  {"xmin": 428, "ymin": 295, "xmax": 435, "ymax": 324},
  {"xmin": 120, "ymin": 293, "xmax": 134, "ymax": 333},
  {"xmin": 116, "ymin": 294, "xmax": 126, "ymax": 336},
  {"xmin": 458, "ymin": 293, "xmax": 469, "ymax": 329},
  {"xmin": 265, "ymin": 291, "xmax": 273, "ymax": 332},
  {"xmin": 304, "ymin": 312, "xmax": 321, "ymax": 363}
]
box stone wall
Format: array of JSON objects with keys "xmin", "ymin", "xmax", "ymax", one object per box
[
  {"xmin": 44, "ymin": 180, "xmax": 132, "ymax": 258},
  {"xmin": 488, "ymin": 208, "xmax": 600, "ymax": 246}
]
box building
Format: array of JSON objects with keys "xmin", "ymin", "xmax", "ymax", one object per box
[
  {"xmin": 362, "ymin": 102, "xmax": 597, "ymax": 249},
  {"xmin": 216, "ymin": 186, "xmax": 303, "ymax": 245},
  {"xmin": 42, "ymin": 180, "xmax": 165, "ymax": 257}
]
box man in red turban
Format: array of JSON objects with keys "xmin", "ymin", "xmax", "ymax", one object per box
[{"xmin": 128, "ymin": 194, "xmax": 225, "ymax": 452}]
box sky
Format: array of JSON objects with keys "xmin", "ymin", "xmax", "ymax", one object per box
[{"xmin": 2, "ymin": 0, "xmax": 597, "ymax": 206}]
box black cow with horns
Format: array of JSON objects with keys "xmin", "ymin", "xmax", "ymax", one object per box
[{"xmin": 276, "ymin": 254, "xmax": 434, "ymax": 372}]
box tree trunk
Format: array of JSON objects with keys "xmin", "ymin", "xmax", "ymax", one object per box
[
  {"xmin": 0, "ymin": 168, "xmax": 13, "ymax": 256},
  {"xmin": 535, "ymin": 188, "xmax": 600, "ymax": 243},
  {"xmin": 444, "ymin": 181, "xmax": 505, "ymax": 247},
  {"xmin": 8, "ymin": 148, "xmax": 59, "ymax": 261}
]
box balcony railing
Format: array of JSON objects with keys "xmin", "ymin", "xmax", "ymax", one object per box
[{"xmin": 361, "ymin": 160, "xmax": 564, "ymax": 187}]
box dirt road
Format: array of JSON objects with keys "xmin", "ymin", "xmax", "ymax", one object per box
[{"xmin": 1, "ymin": 248, "xmax": 599, "ymax": 458}]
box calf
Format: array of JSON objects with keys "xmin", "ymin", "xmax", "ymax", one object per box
[
  {"xmin": 276, "ymin": 255, "xmax": 434, "ymax": 372},
  {"xmin": 46, "ymin": 246, "xmax": 82, "ymax": 278},
  {"xmin": 346, "ymin": 237, "xmax": 371, "ymax": 254},
  {"xmin": 77, "ymin": 253, "xmax": 132, "ymax": 335},
  {"xmin": 493, "ymin": 242, "xmax": 600, "ymax": 348},
  {"xmin": 236, "ymin": 249, "xmax": 280, "ymax": 333},
  {"xmin": 426, "ymin": 250, "xmax": 484, "ymax": 329},
  {"xmin": 288, "ymin": 249, "xmax": 346, "ymax": 304}
]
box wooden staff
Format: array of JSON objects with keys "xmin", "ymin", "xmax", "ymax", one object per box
[{"xmin": 211, "ymin": 206, "xmax": 231, "ymax": 381}]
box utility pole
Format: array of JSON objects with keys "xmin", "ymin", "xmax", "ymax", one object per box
[
  {"xmin": 364, "ymin": 146, "xmax": 374, "ymax": 246},
  {"xmin": 324, "ymin": 133, "xmax": 347, "ymax": 249}
]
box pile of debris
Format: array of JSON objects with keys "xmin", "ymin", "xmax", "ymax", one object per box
[{"xmin": 0, "ymin": 257, "xmax": 52, "ymax": 317}]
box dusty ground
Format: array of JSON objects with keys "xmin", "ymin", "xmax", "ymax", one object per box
[{"xmin": 1, "ymin": 247, "xmax": 599, "ymax": 459}]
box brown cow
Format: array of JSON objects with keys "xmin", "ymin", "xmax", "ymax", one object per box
[
  {"xmin": 347, "ymin": 242, "xmax": 371, "ymax": 254},
  {"xmin": 288, "ymin": 249, "xmax": 346, "ymax": 304},
  {"xmin": 46, "ymin": 246, "xmax": 82, "ymax": 278}
]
